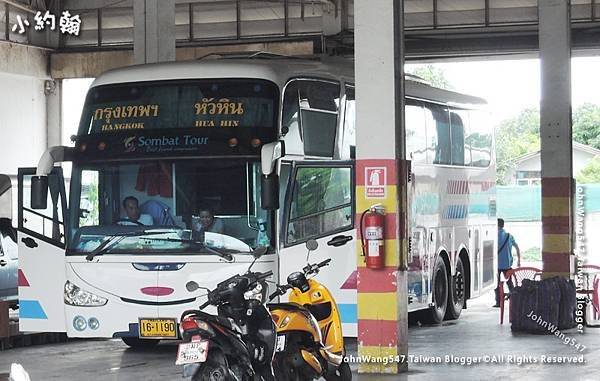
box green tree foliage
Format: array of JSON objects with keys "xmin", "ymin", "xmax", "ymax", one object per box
[
  {"xmin": 495, "ymin": 108, "xmax": 540, "ymax": 184},
  {"xmin": 573, "ymin": 103, "xmax": 600, "ymax": 150},
  {"xmin": 496, "ymin": 103, "xmax": 600, "ymax": 184},
  {"xmin": 576, "ymin": 156, "xmax": 600, "ymax": 184},
  {"xmin": 407, "ymin": 65, "xmax": 454, "ymax": 90}
]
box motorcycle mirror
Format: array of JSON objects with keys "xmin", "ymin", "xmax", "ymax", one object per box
[
  {"xmin": 305, "ymin": 239, "xmax": 318, "ymax": 262},
  {"xmin": 186, "ymin": 281, "xmax": 200, "ymax": 292},
  {"xmin": 253, "ymin": 246, "xmax": 268, "ymax": 259},
  {"xmin": 247, "ymin": 246, "xmax": 268, "ymax": 273},
  {"xmin": 306, "ymin": 239, "xmax": 318, "ymax": 251}
]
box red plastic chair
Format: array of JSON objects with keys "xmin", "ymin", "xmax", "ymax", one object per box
[
  {"xmin": 593, "ymin": 277, "xmax": 599, "ymax": 320},
  {"xmin": 499, "ymin": 266, "xmax": 542, "ymax": 324},
  {"xmin": 579, "ymin": 265, "xmax": 600, "ymax": 321}
]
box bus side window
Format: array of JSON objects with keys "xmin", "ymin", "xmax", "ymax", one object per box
[
  {"xmin": 79, "ymin": 170, "xmax": 100, "ymax": 228},
  {"xmin": 450, "ymin": 108, "xmax": 472, "ymax": 167},
  {"xmin": 286, "ymin": 166, "xmax": 352, "ymax": 245},
  {"xmin": 342, "ymin": 86, "xmax": 355, "ymax": 159},
  {"xmin": 467, "ymin": 110, "xmax": 492, "ymax": 167},
  {"xmin": 405, "ymin": 101, "xmax": 427, "ymax": 163},
  {"xmin": 424, "ymin": 103, "xmax": 451, "ymax": 165},
  {"xmin": 298, "ymin": 81, "xmax": 340, "ymax": 157},
  {"xmin": 450, "ymin": 111, "xmax": 465, "ymax": 166},
  {"xmin": 19, "ymin": 170, "xmax": 66, "ymax": 245}
]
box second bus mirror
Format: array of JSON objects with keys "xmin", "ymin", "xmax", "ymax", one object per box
[
  {"xmin": 260, "ymin": 141, "xmax": 284, "ymax": 176},
  {"xmin": 261, "ymin": 174, "xmax": 279, "ymax": 210},
  {"xmin": 31, "ymin": 176, "xmax": 48, "ymax": 210}
]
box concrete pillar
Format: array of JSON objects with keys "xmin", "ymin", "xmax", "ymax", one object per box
[
  {"xmin": 46, "ymin": 79, "xmax": 62, "ymax": 147},
  {"xmin": 133, "ymin": 0, "xmax": 175, "ymax": 64},
  {"xmin": 355, "ymin": 0, "xmax": 408, "ymax": 374},
  {"xmin": 539, "ymin": 0, "xmax": 573, "ymax": 278}
]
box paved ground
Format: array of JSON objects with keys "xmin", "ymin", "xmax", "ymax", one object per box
[{"xmin": 0, "ymin": 291, "xmax": 598, "ymax": 380}]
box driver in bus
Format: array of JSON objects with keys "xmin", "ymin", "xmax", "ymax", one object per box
[{"xmin": 119, "ymin": 196, "xmax": 153, "ymax": 226}]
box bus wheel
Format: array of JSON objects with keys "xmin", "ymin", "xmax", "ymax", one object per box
[
  {"xmin": 445, "ymin": 256, "xmax": 466, "ymax": 320},
  {"xmin": 423, "ymin": 256, "xmax": 448, "ymax": 324},
  {"xmin": 121, "ymin": 337, "xmax": 160, "ymax": 349}
]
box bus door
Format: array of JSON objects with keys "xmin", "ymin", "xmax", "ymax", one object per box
[
  {"xmin": 408, "ymin": 227, "xmax": 428, "ymax": 307},
  {"xmin": 471, "ymin": 228, "xmax": 481, "ymax": 297},
  {"xmin": 17, "ymin": 167, "xmax": 67, "ymax": 332},
  {"xmin": 279, "ymin": 162, "xmax": 356, "ymax": 334}
]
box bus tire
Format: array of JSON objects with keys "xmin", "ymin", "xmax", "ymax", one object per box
[
  {"xmin": 445, "ymin": 255, "xmax": 466, "ymax": 320},
  {"xmin": 121, "ymin": 337, "xmax": 160, "ymax": 349},
  {"xmin": 423, "ymin": 255, "xmax": 448, "ymax": 324}
]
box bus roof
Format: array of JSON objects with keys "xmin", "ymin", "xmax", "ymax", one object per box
[{"xmin": 91, "ymin": 57, "xmax": 486, "ymax": 108}]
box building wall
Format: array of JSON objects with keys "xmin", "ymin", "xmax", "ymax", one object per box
[
  {"xmin": 0, "ymin": 72, "xmax": 47, "ymax": 176},
  {"xmin": 0, "ymin": 42, "xmax": 49, "ymax": 220},
  {"xmin": 506, "ymin": 148, "xmax": 599, "ymax": 184}
]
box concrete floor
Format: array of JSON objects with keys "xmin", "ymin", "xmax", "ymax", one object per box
[{"xmin": 0, "ymin": 291, "xmax": 597, "ymax": 380}]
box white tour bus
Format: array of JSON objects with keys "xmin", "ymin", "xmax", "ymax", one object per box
[{"xmin": 18, "ymin": 56, "xmax": 496, "ymax": 346}]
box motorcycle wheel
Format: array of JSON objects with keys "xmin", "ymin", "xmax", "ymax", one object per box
[
  {"xmin": 192, "ymin": 350, "xmax": 232, "ymax": 381},
  {"xmin": 324, "ymin": 362, "xmax": 352, "ymax": 381},
  {"xmin": 274, "ymin": 355, "xmax": 303, "ymax": 381}
]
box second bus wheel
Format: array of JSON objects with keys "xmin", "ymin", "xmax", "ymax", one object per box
[
  {"xmin": 422, "ymin": 256, "xmax": 448, "ymax": 324},
  {"xmin": 445, "ymin": 256, "xmax": 466, "ymax": 320}
]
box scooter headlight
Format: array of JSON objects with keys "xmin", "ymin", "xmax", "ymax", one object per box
[
  {"xmin": 64, "ymin": 281, "xmax": 108, "ymax": 306},
  {"xmin": 244, "ymin": 282, "xmax": 267, "ymax": 302}
]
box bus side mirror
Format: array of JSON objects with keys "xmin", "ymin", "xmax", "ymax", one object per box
[
  {"xmin": 261, "ymin": 174, "xmax": 279, "ymax": 210},
  {"xmin": 31, "ymin": 176, "xmax": 48, "ymax": 210},
  {"xmin": 260, "ymin": 141, "xmax": 284, "ymax": 210}
]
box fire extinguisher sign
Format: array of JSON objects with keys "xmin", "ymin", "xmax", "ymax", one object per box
[{"xmin": 365, "ymin": 167, "xmax": 386, "ymax": 198}]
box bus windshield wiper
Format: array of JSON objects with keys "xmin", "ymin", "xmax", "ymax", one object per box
[
  {"xmin": 84, "ymin": 229, "xmax": 177, "ymax": 261},
  {"xmin": 136, "ymin": 237, "xmax": 234, "ymax": 261}
]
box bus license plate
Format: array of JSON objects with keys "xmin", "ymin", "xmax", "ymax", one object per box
[
  {"xmin": 176, "ymin": 340, "xmax": 209, "ymax": 365},
  {"xmin": 138, "ymin": 318, "xmax": 177, "ymax": 339}
]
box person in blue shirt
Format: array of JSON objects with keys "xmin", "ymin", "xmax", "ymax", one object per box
[{"xmin": 494, "ymin": 218, "xmax": 521, "ymax": 307}]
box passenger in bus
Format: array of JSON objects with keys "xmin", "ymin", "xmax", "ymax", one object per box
[
  {"xmin": 119, "ymin": 196, "xmax": 154, "ymax": 226},
  {"xmin": 191, "ymin": 206, "xmax": 224, "ymax": 234}
]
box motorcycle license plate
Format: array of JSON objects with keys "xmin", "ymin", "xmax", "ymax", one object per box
[
  {"xmin": 138, "ymin": 318, "xmax": 177, "ymax": 339},
  {"xmin": 176, "ymin": 340, "xmax": 209, "ymax": 365},
  {"xmin": 276, "ymin": 335, "xmax": 286, "ymax": 352}
]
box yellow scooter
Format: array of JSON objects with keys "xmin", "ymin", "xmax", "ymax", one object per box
[{"xmin": 268, "ymin": 240, "xmax": 351, "ymax": 381}]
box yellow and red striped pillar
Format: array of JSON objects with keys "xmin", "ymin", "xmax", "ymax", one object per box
[
  {"xmin": 541, "ymin": 178, "xmax": 572, "ymax": 278},
  {"xmin": 539, "ymin": 0, "xmax": 573, "ymax": 278},
  {"xmin": 355, "ymin": 0, "xmax": 408, "ymax": 374},
  {"xmin": 355, "ymin": 160, "xmax": 408, "ymax": 373}
]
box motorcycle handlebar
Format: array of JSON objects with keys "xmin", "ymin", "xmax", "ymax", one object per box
[
  {"xmin": 268, "ymin": 284, "xmax": 290, "ymax": 301},
  {"xmin": 305, "ymin": 258, "xmax": 332, "ymax": 275},
  {"xmin": 258, "ymin": 270, "xmax": 273, "ymax": 281},
  {"xmin": 318, "ymin": 258, "xmax": 332, "ymax": 268},
  {"xmin": 201, "ymin": 270, "xmax": 274, "ymax": 306}
]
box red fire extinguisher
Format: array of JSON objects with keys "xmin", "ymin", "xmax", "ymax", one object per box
[{"xmin": 360, "ymin": 204, "xmax": 385, "ymax": 269}]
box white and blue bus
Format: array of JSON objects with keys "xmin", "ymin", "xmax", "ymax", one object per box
[{"xmin": 18, "ymin": 56, "xmax": 496, "ymax": 346}]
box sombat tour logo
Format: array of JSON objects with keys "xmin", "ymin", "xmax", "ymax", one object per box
[{"xmin": 123, "ymin": 135, "xmax": 209, "ymax": 153}]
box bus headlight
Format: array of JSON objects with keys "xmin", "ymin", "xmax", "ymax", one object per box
[{"xmin": 64, "ymin": 281, "xmax": 108, "ymax": 306}]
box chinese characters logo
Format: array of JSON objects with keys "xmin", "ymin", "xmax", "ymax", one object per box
[{"xmin": 12, "ymin": 10, "xmax": 81, "ymax": 36}]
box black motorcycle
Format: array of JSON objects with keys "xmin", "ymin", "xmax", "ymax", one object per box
[{"xmin": 177, "ymin": 249, "xmax": 276, "ymax": 381}]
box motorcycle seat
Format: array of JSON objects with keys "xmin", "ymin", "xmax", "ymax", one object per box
[{"xmin": 189, "ymin": 310, "xmax": 235, "ymax": 331}]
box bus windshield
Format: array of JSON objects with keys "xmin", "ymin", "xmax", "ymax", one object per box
[{"xmin": 67, "ymin": 159, "xmax": 273, "ymax": 256}]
